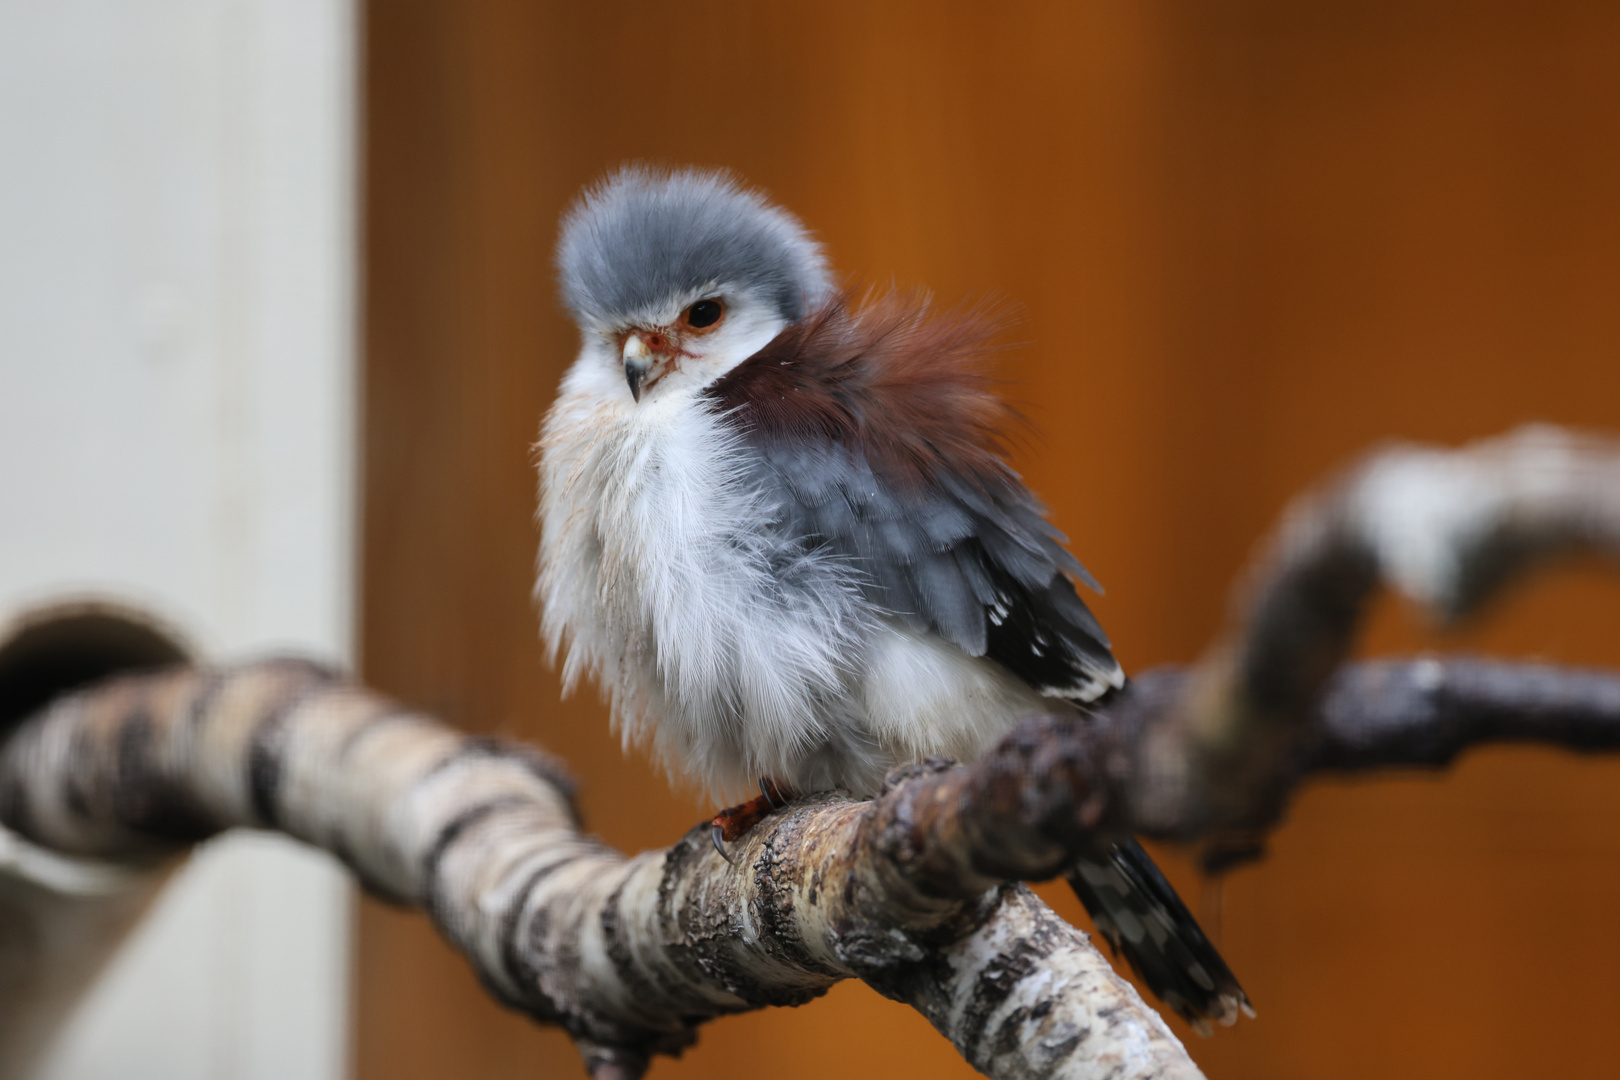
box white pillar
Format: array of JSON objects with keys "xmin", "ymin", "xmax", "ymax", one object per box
[{"xmin": 0, "ymin": 2, "xmax": 357, "ymax": 1078}]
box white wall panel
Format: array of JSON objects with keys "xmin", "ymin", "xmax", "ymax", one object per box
[{"xmin": 0, "ymin": 1, "xmax": 356, "ymax": 1076}]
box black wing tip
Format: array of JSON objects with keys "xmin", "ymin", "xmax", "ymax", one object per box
[{"xmin": 1033, "ymin": 655, "xmax": 1127, "ymax": 705}]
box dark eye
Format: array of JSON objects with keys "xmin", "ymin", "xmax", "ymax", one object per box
[{"xmin": 685, "ymin": 299, "xmax": 724, "ymax": 329}]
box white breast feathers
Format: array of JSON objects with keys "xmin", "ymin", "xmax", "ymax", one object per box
[{"xmin": 536, "ymin": 363, "xmax": 876, "ymax": 799}]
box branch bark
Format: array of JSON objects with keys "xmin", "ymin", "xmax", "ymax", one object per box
[
  {"xmin": 1120, "ymin": 425, "xmax": 1620, "ymax": 866},
  {"xmin": 3, "ymin": 425, "xmax": 1619, "ymax": 1077},
  {"xmin": 0, "ymin": 661, "xmax": 1195, "ymax": 1079}
]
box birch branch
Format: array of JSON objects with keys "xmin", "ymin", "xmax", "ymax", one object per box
[
  {"xmin": 4, "ymin": 425, "xmax": 1620, "ymax": 1077},
  {"xmin": 0, "ymin": 660, "xmax": 1195, "ymax": 1080}
]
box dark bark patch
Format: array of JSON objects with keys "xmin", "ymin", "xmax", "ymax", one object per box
[
  {"xmin": 421, "ymin": 735, "xmax": 580, "ymax": 827},
  {"xmin": 112, "ymin": 704, "xmax": 214, "ymax": 843},
  {"xmin": 63, "ymin": 717, "xmax": 100, "ymax": 820},
  {"xmin": 750, "ymin": 814, "xmax": 842, "ymax": 979},
  {"xmin": 955, "ymin": 896, "xmax": 1066, "ymax": 1067},
  {"xmin": 245, "ymin": 669, "xmax": 336, "ymax": 828},
  {"xmin": 419, "ymin": 794, "xmax": 530, "ymax": 923},
  {"xmin": 497, "ymin": 854, "xmax": 580, "ymax": 1018},
  {"xmin": 601, "ymin": 873, "xmax": 678, "ymax": 1022},
  {"xmin": 658, "ymin": 824, "xmax": 830, "ymax": 1010},
  {"xmin": 987, "ymin": 1004, "xmax": 1085, "ymax": 1078}
]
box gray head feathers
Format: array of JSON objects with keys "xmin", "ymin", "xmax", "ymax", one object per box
[{"xmin": 557, "ymin": 166, "xmax": 832, "ymax": 328}]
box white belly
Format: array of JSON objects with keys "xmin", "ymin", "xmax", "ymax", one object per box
[{"xmin": 538, "ymin": 376, "xmax": 1051, "ymax": 801}]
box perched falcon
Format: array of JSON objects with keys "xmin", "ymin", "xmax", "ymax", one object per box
[{"xmin": 537, "ymin": 166, "xmax": 1249, "ymax": 1030}]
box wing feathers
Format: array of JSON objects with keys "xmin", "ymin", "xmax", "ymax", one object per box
[
  {"xmin": 912, "ymin": 550, "xmax": 987, "ymax": 654},
  {"xmin": 706, "ymin": 292, "xmax": 1120, "ymax": 700}
]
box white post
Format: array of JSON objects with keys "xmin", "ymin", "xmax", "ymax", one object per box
[{"xmin": 0, "ymin": 2, "xmax": 357, "ymax": 1078}]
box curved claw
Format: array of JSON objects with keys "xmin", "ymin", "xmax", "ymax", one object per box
[
  {"xmin": 711, "ymin": 824, "xmax": 734, "ymax": 864},
  {"xmin": 757, "ymin": 777, "xmax": 795, "ymax": 810}
]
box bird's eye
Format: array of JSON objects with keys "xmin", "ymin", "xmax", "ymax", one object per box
[{"xmin": 683, "ymin": 299, "xmax": 725, "ymax": 331}]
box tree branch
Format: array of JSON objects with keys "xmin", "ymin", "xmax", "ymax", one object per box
[
  {"xmin": 1119, "ymin": 426, "xmax": 1620, "ymax": 865},
  {"xmin": 1113, "ymin": 657, "xmax": 1620, "ymax": 868},
  {"xmin": 4, "ymin": 426, "xmax": 1620, "ymax": 1076},
  {"xmin": 0, "ymin": 660, "xmax": 1195, "ymax": 1080}
]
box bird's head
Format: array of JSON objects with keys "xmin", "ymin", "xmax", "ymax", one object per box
[{"xmin": 556, "ymin": 166, "xmax": 831, "ymax": 404}]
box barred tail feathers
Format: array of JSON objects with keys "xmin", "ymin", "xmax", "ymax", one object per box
[{"xmin": 1066, "ymin": 838, "xmax": 1253, "ymax": 1033}]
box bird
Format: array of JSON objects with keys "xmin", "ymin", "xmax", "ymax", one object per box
[{"xmin": 536, "ymin": 165, "xmax": 1250, "ymax": 1031}]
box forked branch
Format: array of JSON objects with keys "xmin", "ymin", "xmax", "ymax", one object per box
[{"xmin": 1121, "ymin": 425, "xmax": 1620, "ymax": 866}]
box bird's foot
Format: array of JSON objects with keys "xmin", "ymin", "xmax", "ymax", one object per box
[{"xmin": 708, "ymin": 779, "xmax": 798, "ymax": 861}]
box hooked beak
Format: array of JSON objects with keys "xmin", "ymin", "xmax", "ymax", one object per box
[{"xmin": 623, "ymin": 332, "xmax": 657, "ymax": 402}]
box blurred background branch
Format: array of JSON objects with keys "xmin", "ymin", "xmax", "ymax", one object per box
[{"xmin": 1126, "ymin": 426, "xmax": 1620, "ymax": 864}]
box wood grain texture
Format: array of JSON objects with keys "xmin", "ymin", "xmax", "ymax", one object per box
[{"xmin": 360, "ymin": 1, "xmax": 1620, "ymax": 1077}]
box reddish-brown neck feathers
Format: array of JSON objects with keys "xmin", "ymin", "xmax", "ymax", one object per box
[{"xmin": 705, "ymin": 293, "xmax": 1018, "ymax": 488}]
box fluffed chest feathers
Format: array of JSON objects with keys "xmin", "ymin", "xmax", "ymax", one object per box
[{"xmin": 536, "ymin": 387, "xmax": 874, "ymax": 796}]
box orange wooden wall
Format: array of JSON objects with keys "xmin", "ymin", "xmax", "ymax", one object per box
[{"xmin": 359, "ymin": 3, "xmax": 1620, "ymax": 1077}]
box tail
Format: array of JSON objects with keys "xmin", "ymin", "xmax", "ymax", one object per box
[{"xmin": 1066, "ymin": 838, "xmax": 1253, "ymax": 1034}]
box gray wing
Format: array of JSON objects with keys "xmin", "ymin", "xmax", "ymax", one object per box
[{"xmin": 742, "ymin": 439, "xmax": 1123, "ymax": 701}]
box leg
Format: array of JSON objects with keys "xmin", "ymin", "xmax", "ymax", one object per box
[{"xmin": 708, "ymin": 779, "xmax": 798, "ymax": 860}]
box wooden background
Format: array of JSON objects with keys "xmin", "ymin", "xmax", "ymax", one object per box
[{"xmin": 359, "ymin": 2, "xmax": 1620, "ymax": 1077}]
